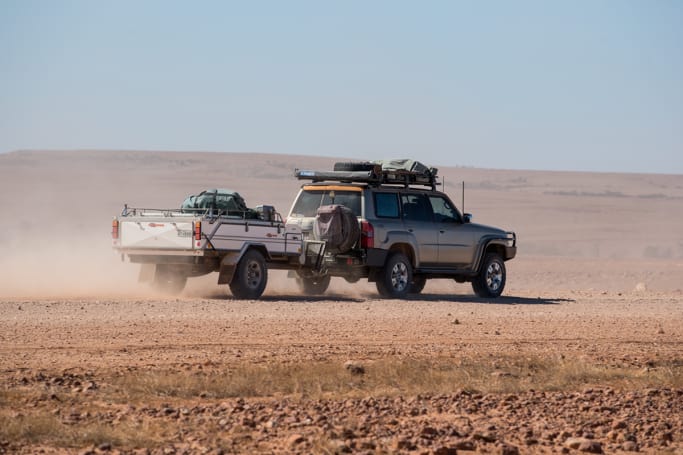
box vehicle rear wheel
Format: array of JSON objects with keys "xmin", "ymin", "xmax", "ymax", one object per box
[
  {"xmin": 152, "ymin": 265, "xmax": 187, "ymax": 295},
  {"xmin": 229, "ymin": 250, "xmax": 268, "ymax": 299},
  {"xmin": 296, "ymin": 274, "xmax": 331, "ymax": 295},
  {"xmin": 409, "ymin": 275, "xmax": 427, "ymax": 294},
  {"xmin": 471, "ymin": 252, "xmax": 506, "ymax": 298},
  {"xmin": 376, "ymin": 252, "xmax": 413, "ymax": 299}
]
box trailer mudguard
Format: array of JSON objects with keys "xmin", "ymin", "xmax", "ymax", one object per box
[
  {"xmin": 217, "ymin": 252, "xmax": 241, "ymax": 285},
  {"xmin": 138, "ymin": 263, "xmax": 156, "ymax": 283}
]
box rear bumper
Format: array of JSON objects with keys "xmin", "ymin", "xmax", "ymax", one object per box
[
  {"xmin": 115, "ymin": 247, "xmax": 211, "ymax": 266},
  {"xmin": 114, "ymin": 247, "xmax": 205, "ymax": 258},
  {"xmin": 322, "ymin": 252, "xmax": 370, "ymax": 279}
]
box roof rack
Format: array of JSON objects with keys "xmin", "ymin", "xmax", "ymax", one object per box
[{"xmin": 294, "ymin": 160, "xmax": 439, "ymax": 190}]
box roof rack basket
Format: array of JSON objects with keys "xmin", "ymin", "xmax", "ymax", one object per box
[{"xmin": 295, "ymin": 160, "xmax": 439, "ymax": 190}]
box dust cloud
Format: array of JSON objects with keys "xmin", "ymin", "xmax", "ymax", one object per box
[
  {"xmin": 1, "ymin": 150, "xmax": 682, "ymax": 298},
  {"xmin": 0, "ymin": 231, "xmax": 145, "ymax": 299}
]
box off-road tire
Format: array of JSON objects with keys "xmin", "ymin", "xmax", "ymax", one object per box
[
  {"xmin": 296, "ymin": 274, "xmax": 331, "ymax": 295},
  {"xmin": 376, "ymin": 252, "xmax": 413, "ymax": 299},
  {"xmin": 471, "ymin": 252, "xmax": 506, "ymax": 298},
  {"xmin": 333, "ymin": 161, "xmax": 377, "ymax": 172},
  {"xmin": 409, "ymin": 275, "xmax": 427, "ymax": 294},
  {"xmin": 152, "ymin": 265, "xmax": 187, "ymax": 295},
  {"xmin": 229, "ymin": 249, "xmax": 268, "ymax": 299}
]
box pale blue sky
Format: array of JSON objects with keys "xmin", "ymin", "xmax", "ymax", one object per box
[{"xmin": 1, "ymin": 1, "xmax": 682, "ymax": 173}]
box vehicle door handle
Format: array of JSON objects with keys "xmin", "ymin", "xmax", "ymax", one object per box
[
  {"xmin": 439, "ymin": 230, "xmax": 445, "ymax": 234},
  {"xmin": 408, "ymin": 228, "xmax": 414, "ymax": 233}
]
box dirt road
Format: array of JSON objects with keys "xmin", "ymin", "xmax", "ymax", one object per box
[{"xmin": 1, "ymin": 282, "xmax": 681, "ymax": 454}]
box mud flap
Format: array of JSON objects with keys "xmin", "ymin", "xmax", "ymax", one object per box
[
  {"xmin": 138, "ymin": 264, "xmax": 156, "ymax": 283},
  {"xmin": 217, "ymin": 252, "xmax": 241, "ymax": 285}
]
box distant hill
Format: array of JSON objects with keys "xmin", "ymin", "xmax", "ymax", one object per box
[{"xmin": 1, "ymin": 149, "xmax": 682, "ymax": 260}]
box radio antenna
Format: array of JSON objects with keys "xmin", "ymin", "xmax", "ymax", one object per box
[{"xmin": 462, "ymin": 181, "xmax": 465, "ymax": 213}]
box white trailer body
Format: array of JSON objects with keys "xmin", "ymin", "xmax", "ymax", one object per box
[
  {"xmin": 112, "ymin": 206, "xmax": 321, "ymax": 299},
  {"xmin": 114, "ymin": 210, "xmax": 302, "ymax": 256}
]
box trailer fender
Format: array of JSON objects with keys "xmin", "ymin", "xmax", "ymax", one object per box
[
  {"xmin": 138, "ymin": 263, "xmax": 156, "ymax": 283},
  {"xmin": 217, "ymin": 252, "xmax": 241, "ymax": 285}
]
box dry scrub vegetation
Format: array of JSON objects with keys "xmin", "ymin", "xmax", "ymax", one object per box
[
  {"xmin": 1, "ymin": 357, "xmax": 681, "ymax": 453},
  {"xmin": 109, "ymin": 357, "xmax": 683, "ymax": 400}
]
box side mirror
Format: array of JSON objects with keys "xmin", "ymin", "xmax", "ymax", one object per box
[{"xmin": 463, "ymin": 213, "xmax": 472, "ymax": 223}]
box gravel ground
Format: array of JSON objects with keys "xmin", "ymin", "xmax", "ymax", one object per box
[{"xmin": 1, "ymin": 287, "xmax": 681, "ymax": 454}]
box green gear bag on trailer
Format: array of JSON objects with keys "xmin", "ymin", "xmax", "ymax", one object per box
[{"xmin": 181, "ymin": 189, "xmax": 249, "ymax": 215}]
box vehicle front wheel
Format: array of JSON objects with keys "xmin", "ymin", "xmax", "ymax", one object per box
[
  {"xmin": 229, "ymin": 250, "xmax": 268, "ymax": 299},
  {"xmin": 296, "ymin": 274, "xmax": 331, "ymax": 295},
  {"xmin": 471, "ymin": 252, "xmax": 506, "ymax": 298},
  {"xmin": 376, "ymin": 252, "xmax": 413, "ymax": 299}
]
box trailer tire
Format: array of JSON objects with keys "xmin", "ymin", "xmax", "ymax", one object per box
[
  {"xmin": 229, "ymin": 249, "xmax": 268, "ymax": 299},
  {"xmin": 152, "ymin": 265, "xmax": 187, "ymax": 295}
]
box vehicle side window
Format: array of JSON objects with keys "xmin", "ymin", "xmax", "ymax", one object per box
[
  {"xmin": 401, "ymin": 194, "xmax": 433, "ymax": 221},
  {"xmin": 429, "ymin": 196, "xmax": 460, "ymax": 223},
  {"xmin": 374, "ymin": 192, "xmax": 399, "ymax": 218}
]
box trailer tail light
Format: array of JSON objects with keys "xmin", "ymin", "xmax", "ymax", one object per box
[
  {"xmin": 360, "ymin": 220, "xmax": 374, "ymax": 249},
  {"xmin": 111, "ymin": 219, "xmax": 119, "ymax": 240},
  {"xmin": 194, "ymin": 221, "xmax": 202, "ymax": 241}
]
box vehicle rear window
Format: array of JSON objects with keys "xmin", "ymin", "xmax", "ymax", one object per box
[
  {"xmin": 374, "ymin": 192, "xmax": 399, "ymax": 218},
  {"xmin": 290, "ymin": 190, "xmax": 361, "ymax": 217}
]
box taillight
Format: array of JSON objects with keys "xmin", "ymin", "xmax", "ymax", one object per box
[
  {"xmin": 360, "ymin": 220, "xmax": 374, "ymax": 249},
  {"xmin": 194, "ymin": 221, "xmax": 202, "ymax": 241},
  {"xmin": 111, "ymin": 219, "xmax": 119, "ymax": 240}
]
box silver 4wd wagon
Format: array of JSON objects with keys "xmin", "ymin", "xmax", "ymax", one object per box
[{"xmin": 286, "ymin": 159, "xmax": 517, "ymax": 298}]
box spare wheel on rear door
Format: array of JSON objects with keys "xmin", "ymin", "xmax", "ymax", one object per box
[{"xmin": 314, "ymin": 204, "xmax": 360, "ymax": 253}]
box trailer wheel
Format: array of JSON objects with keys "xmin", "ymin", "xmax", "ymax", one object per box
[
  {"xmin": 152, "ymin": 265, "xmax": 187, "ymax": 295},
  {"xmin": 296, "ymin": 274, "xmax": 331, "ymax": 295},
  {"xmin": 229, "ymin": 249, "xmax": 268, "ymax": 299}
]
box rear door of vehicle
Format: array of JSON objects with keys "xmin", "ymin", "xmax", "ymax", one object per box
[
  {"xmin": 427, "ymin": 195, "xmax": 476, "ymax": 266},
  {"xmin": 400, "ymin": 193, "xmax": 439, "ymax": 266}
]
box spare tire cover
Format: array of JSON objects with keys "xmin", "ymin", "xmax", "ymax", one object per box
[{"xmin": 314, "ymin": 204, "xmax": 360, "ymax": 253}]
